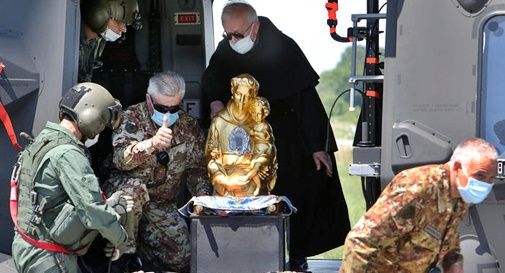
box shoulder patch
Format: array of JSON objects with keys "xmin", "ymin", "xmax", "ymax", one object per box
[
  {"xmin": 125, "ymin": 121, "xmax": 138, "ymax": 134},
  {"xmin": 398, "ymin": 204, "xmax": 416, "ymax": 219}
]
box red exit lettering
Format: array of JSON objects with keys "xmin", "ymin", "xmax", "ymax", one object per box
[{"xmin": 178, "ymin": 14, "xmax": 197, "ymax": 24}]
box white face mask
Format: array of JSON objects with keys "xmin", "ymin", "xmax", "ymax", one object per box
[
  {"xmin": 229, "ymin": 35, "xmax": 255, "ymax": 54},
  {"xmin": 101, "ymin": 28, "xmax": 121, "ymax": 42},
  {"xmin": 84, "ymin": 134, "xmax": 100, "ymax": 148}
]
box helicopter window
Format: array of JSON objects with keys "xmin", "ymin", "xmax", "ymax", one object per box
[
  {"xmin": 480, "ymin": 16, "xmax": 505, "ymax": 154},
  {"xmin": 455, "ymin": 0, "xmax": 489, "ymax": 15}
]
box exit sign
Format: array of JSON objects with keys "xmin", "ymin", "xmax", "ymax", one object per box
[{"xmin": 174, "ymin": 12, "xmax": 200, "ymax": 25}]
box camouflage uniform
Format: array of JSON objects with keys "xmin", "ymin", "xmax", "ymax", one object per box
[
  {"xmin": 78, "ymin": 25, "xmax": 105, "ymax": 82},
  {"xmin": 339, "ymin": 164, "xmax": 468, "ymax": 273},
  {"xmin": 105, "ymin": 102, "xmax": 212, "ymax": 272}
]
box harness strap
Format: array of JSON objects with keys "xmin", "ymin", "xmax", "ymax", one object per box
[
  {"xmin": 0, "ymin": 62, "xmax": 21, "ymax": 150},
  {"xmin": 10, "ymin": 178, "xmax": 76, "ymax": 254}
]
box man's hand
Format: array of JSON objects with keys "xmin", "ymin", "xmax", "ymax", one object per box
[
  {"xmin": 106, "ymin": 190, "xmax": 134, "ymax": 215},
  {"xmin": 151, "ymin": 115, "xmax": 173, "ymax": 150},
  {"xmin": 312, "ymin": 151, "xmax": 333, "ymax": 177},
  {"xmin": 104, "ymin": 241, "xmax": 127, "ymax": 261},
  {"xmin": 210, "ymin": 100, "xmax": 225, "ymax": 118}
]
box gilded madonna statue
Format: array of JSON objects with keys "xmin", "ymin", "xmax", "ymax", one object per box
[{"xmin": 205, "ymin": 73, "xmax": 277, "ymax": 197}]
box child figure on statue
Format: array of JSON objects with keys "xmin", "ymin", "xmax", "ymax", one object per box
[{"xmin": 246, "ymin": 97, "xmax": 277, "ymax": 195}]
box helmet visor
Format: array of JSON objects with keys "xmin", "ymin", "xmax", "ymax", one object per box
[{"xmin": 108, "ymin": 99, "xmax": 123, "ymax": 129}]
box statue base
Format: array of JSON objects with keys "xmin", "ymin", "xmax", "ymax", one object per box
[{"xmin": 190, "ymin": 215, "xmax": 289, "ymax": 273}]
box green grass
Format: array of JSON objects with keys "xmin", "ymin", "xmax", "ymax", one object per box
[
  {"xmin": 310, "ymin": 119, "xmax": 366, "ymax": 260},
  {"xmin": 329, "ymin": 108, "xmax": 361, "ymax": 139}
]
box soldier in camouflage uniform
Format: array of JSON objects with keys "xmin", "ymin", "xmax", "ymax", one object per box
[
  {"xmin": 79, "ymin": 0, "xmax": 141, "ymax": 82},
  {"xmin": 340, "ymin": 138, "xmax": 498, "ymax": 273},
  {"xmin": 104, "ymin": 71, "xmax": 212, "ymax": 272}
]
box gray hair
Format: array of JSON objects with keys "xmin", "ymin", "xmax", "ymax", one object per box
[
  {"xmin": 221, "ymin": 1, "xmax": 258, "ymax": 24},
  {"xmin": 450, "ymin": 137, "xmax": 498, "ymax": 168},
  {"xmin": 147, "ymin": 71, "xmax": 186, "ymax": 98}
]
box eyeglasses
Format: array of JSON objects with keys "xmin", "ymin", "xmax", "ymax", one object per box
[
  {"xmin": 153, "ymin": 103, "xmax": 180, "ymax": 114},
  {"xmin": 150, "ymin": 95, "xmax": 180, "ymax": 114},
  {"xmin": 222, "ymin": 22, "xmax": 254, "ymax": 40}
]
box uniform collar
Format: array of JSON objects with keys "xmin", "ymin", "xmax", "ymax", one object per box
[
  {"xmin": 439, "ymin": 164, "xmax": 467, "ymax": 213},
  {"xmin": 80, "ymin": 23, "xmax": 102, "ymax": 47},
  {"xmin": 45, "ymin": 121, "xmax": 84, "ymax": 147}
]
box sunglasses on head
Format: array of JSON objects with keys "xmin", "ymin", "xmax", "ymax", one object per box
[{"xmin": 222, "ymin": 22, "xmax": 254, "ymax": 40}]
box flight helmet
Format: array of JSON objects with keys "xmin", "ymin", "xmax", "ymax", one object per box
[
  {"xmin": 81, "ymin": 0, "xmax": 142, "ymax": 34},
  {"xmin": 59, "ymin": 82, "xmax": 122, "ymax": 139}
]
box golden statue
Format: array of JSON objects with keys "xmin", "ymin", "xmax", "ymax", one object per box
[{"xmin": 205, "ymin": 74, "xmax": 277, "ymax": 197}]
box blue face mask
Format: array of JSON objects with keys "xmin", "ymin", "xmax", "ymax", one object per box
[
  {"xmin": 457, "ymin": 172, "xmax": 494, "ymax": 204},
  {"xmin": 151, "ymin": 108, "xmax": 179, "ymax": 127}
]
